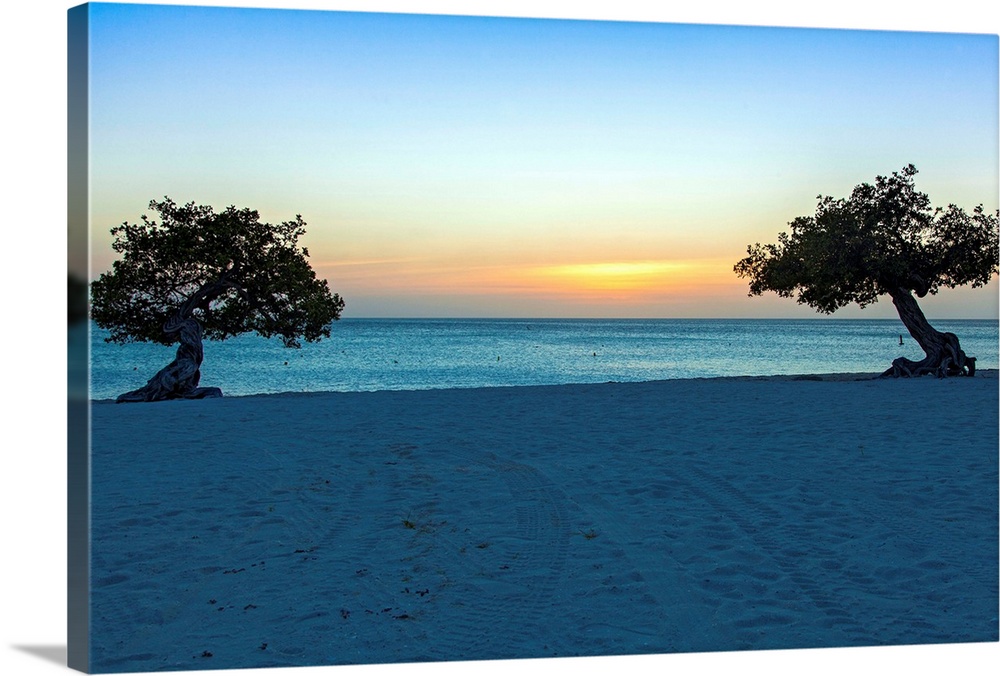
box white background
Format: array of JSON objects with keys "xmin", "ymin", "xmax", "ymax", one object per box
[{"xmin": 2, "ymin": 2, "xmax": 998, "ymax": 675}]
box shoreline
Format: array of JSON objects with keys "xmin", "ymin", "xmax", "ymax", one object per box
[
  {"xmin": 88, "ymin": 368, "xmax": 998, "ymax": 403},
  {"xmin": 84, "ymin": 318, "xmax": 1000, "ymax": 402}
]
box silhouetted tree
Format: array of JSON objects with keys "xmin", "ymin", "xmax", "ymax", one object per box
[
  {"xmin": 91, "ymin": 198, "xmax": 345, "ymax": 401},
  {"xmin": 735, "ymin": 165, "xmax": 998, "ymax": 377}
]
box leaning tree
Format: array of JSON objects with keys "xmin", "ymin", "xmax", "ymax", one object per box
[
  {"xmin": 734, "ymin": 165, "xmax": 998, "ymax": 377},
  {"xmin": 91, "ymin": 198, "xmax": 345, "ymax": 402}
]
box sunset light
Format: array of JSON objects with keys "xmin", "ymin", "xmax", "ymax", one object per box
[
  {"xmin": 537, "ymin": 261, "xmax": 698, "ymax": 292},
  {"xmin": 83, "ymin": 3, "xmax": 999, "ymax": 318}
]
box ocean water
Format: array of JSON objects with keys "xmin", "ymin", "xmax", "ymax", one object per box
[{"xmin": 78, "ymin": 318, "xmax": 999, "ymax": 400}]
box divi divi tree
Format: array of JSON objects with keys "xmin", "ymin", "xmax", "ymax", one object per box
[
  {"xmin": 735, "ymin": 165, "xmax": 998, "ymax": 377},
  {"xmin": 91, "ymin": 198, "xmax": 345, "ymax": 402}
]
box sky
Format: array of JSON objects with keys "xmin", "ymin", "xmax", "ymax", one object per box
[{"xmin": 80, "ymin": 1, "xmax": 999, "ymax": 318}]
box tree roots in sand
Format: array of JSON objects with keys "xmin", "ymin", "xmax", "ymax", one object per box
[{"xmin": 116, "ymin": 317, "xmax": 223, "ymax": 403}]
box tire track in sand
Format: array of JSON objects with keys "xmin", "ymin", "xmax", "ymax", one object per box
[
  {"xmin": 680, "ymin": 463, "xmax": 877, "ymax": 646},
  {"xmin": 95, "ymin": 442, "xmax": 370, "ymax": 671},
  {"xmin": 401, "ymin": 446, "xmax": 573, "ymax": 661}
]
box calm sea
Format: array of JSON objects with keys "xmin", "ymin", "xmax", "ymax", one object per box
[{"xmin": 75, "ymin": 318, "xmax": 999, "ymax": 400}]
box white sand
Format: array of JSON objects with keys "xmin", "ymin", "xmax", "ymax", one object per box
[{"xmin": 86, "ymin": 372, "xmax": 999, "ymax": 672}]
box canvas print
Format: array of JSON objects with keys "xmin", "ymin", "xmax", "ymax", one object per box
[{"xmin": 67, "ymin": 2, "xmax": 999, "ymax": 673}]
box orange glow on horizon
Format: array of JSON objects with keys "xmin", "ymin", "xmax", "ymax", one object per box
[
  {"xmin": 318, "ymin": 257, "xmax": 739, "ymax": 305},
  {"xmin": 531, "ymin": 261, "xmax": 699, "ymax": 293}
]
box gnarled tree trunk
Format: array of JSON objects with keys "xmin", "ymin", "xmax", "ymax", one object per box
[
  {"xmin": 115, "ymin": 278, "xmax": 236, "ymax": 403},
  {"xmin": 881, "ymin": 287, "xmax": 976, "ymax": 378},
  {"xmin": 116, "ymin": 315, "xmax": 223, "ymax": 402}
]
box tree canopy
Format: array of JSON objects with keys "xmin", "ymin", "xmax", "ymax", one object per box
[
  {"xmin": 91, "ymin": 198, "xmax": 345, "ymax": 349},
  {"xmin": 734, "ymin": 164, "xmax": 998, "ymax": 314},
  {"xmin": 734, "ymin": 165, "xmax": 998, "ymax": 377}
]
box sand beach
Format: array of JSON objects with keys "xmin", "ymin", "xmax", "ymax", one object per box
[{"xmin": 85, "ymin": 371, "xmax": 999, "ymax": 673}]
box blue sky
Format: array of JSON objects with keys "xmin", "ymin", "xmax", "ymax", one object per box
[{"xmin": 82, "ymin": 1, "xmax": 999, "ymax": 318}]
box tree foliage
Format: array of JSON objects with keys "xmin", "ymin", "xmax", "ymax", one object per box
[
  {"xmin": 734, "ymin": 165, "xmax": 999, "ymax": 313},
  {"xmin": 91, "ymin": 198, "xmax": 344, "ymax": 348}
]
